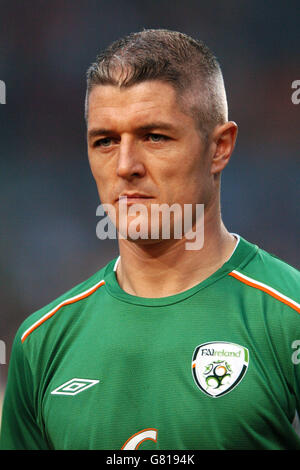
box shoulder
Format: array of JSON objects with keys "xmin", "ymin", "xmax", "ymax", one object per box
[
  {"xmin": 17, "ymin": 258, "xmax": 117, "ymax": 346},
  {"xmin": 230, "ymin": 242, "xmax": 300, "ymax": 383},
  {"xmin": 230, "ymin": 241, "xmax": 300, "ymax": 314}
]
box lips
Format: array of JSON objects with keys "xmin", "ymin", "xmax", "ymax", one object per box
[{"xmin": 118, "ymin": 193, "xmax": 153, "ymax": 201}]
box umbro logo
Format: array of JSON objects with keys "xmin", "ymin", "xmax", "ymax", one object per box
[{"xmin": 51, "ymin": 378, "xmax": 100, "ymax": 396}]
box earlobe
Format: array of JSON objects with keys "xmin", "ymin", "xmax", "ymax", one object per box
[{"xmin": 210, "ymin": 121, "xmax": 238, "ymax": 175}]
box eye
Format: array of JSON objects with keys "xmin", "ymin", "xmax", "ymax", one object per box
[
  {"xmin": 147, "ymin": 133, "xmax": 168, "ymax": 143},
  {"xmin": 93, "ymin": 137, "xmax": 113, "ymax": 148}
]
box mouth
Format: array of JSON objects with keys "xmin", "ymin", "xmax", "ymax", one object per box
[{"xmin": 117, "ymin": 193, "xmax": 154, "ymax": 204}]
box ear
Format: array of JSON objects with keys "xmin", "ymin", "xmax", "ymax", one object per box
[{"xmin": 210, "ymin": 122, "xmax": 238, "ymax": 175}]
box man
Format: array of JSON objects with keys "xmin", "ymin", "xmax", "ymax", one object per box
[{"xmin": 1, "ymin": 29, "xmax": 300, "ymax": 450}]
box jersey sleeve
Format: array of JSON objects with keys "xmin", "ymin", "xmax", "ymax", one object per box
[{"xmin": 0, "ymin": 329, "xmax": 49, "ymax": 450}]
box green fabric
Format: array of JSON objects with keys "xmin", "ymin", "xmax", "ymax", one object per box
[{"xmin": 1, "ymin": 236, "xmax": 300, "ymax": 449}]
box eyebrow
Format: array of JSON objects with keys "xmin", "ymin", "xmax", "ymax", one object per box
[
  {"xmin": 87, "ymin": 122, "xmax": 176, "ymax": 140},
  {"xmin": 88, "ymin": 128, "xmax": 113, "ymax": 140},
  {"xmin": 138, "ymin": 122, "xmax": 176, "ymax": 132}
]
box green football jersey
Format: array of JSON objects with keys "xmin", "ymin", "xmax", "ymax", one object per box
[{"xmin": 1, "ymin": 235, "xmax": 300, "ymax": 450}]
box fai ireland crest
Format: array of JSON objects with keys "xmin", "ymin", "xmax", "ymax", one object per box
[{"xmin": 192, "ymin": 341, "xmax": 249, "ymax": 397}]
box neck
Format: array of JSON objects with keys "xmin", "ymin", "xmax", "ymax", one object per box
[{"xmin": 115, "ymin": 203, "xmax": 238, "ymax": 298}]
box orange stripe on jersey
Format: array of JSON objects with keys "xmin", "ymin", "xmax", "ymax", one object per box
[
  {"xmin": 228, "ymin": 270, "xmax": 300, "ymax": 313},
  {"xmin": 21, "ymin": 280, "xmax": 105, "ymax": 343}
]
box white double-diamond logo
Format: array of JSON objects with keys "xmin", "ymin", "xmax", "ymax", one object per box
[{"xmin": 51, "ymin": 378, "xmax": 99, "ymax": 396}]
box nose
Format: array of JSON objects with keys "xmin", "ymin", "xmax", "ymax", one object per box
[{"xmin": 116, "ymin": 136, "xmax": 146, "ymax": 181}]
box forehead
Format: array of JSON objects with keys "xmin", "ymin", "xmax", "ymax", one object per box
[{"xmin": 87, "ymin": 81, "xmax": 192, "ymax": 130}]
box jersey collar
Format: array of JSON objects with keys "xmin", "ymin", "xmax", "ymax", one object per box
[{"xmin": 103, "ymin": 235, "xmax": 258, "ymax": 307}]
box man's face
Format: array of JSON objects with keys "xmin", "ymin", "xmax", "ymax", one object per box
[{"xmin": 87, "ymin": 80, "xmax": 214, "ymax": 243}]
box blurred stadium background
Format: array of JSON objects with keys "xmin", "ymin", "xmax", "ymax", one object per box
[{"xmin": 0, "ymin": 0, "xmax": 299, "ymax": 424}]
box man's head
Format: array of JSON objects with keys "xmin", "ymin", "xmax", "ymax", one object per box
[
  {"xmin": 86, "ymin": 29, "xmax": 237, "ymax": 245},
  {"xmin": 85, "ymin": 29, "xmax": 228, "ymax": 140}
]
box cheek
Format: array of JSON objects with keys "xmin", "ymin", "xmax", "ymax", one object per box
[
  {"xmin": 89, "ymin": 155, "xmax": 116, "ymax": 198},
  {"xmin": 170, "ymin": 162, "xmax": 211, "ymax": 204}
]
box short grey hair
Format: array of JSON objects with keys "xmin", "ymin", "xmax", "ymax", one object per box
[{"xmin": 85, "ymin": 29, "xmax": 228, "ymax": 139}]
